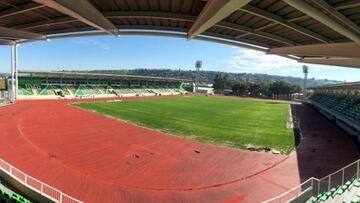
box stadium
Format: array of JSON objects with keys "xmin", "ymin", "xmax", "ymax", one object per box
[{"xmin": 0, "ymin": 0, "xmax": 359, "ymax": 203}]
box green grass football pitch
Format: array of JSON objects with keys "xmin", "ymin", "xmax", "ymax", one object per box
[{"xmin": 74, "ymin": 96, "xmax": 295, "ymax": 153}]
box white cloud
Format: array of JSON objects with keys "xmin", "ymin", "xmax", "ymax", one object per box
[
  {"xmin": 221, "ymin": 48, "xmax": 346, "ymax": 77},
  {"xmin": 64, "ymin": 39, "xmax": 356, "ymax": 81},
  {"xmin": 71, "ymin": 39, "xmax": 110, "ymax": 50},
  {"xmin": 222, "ymin": 48, "xmax": 301, "ymax": 73}
]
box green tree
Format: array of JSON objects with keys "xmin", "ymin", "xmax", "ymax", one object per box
[
  {"xmin": 214, "ymin": 73, "xmax": 231, "ymax": 90},
  {"xmin": 232, "ymin": 81, "xmax": 301, "ymax": 99},
  {"xmin": 232, "ymin": 83, "xmax": 249, "ymax": 96}
]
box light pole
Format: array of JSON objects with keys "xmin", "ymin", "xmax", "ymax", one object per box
[
  {"xmin": 195, "ymin": 60, "xmax": 202, "ymax": 93},
  {"xmin": 303, "ymin": 65, "xmax": 309, "ymax": 103}
]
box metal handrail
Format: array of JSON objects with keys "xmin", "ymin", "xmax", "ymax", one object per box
[
  {"xmin": 262, "ymin": 177, "xmax": 318, "ymax": 203},
  {"xmin": 320, "ymin": 160, "xmax": 359, "ymax": 182},
  {"xmin": 0, "ymin": 159, "xmax": 83, "ymax": 203},
  {"xmin": 262, "ymin": 159, "xmax": 360, "ymax": 203}
]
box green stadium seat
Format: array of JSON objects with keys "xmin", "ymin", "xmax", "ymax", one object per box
[
  {"xmin": 346, "ymin": 180, "xmax": 353, "ymax": 187},
  {"xmin": 309, "ymin": 93, "xmax": 360, "ymax": 122},
  {"xmin": 38, "ymin": 85, "xmax": 56, "ymax": 96},
  {"xmin": 16, "ymin": 78, "xmax": 187, "ymax": 98},
  {"xmin": 354, "ymin": 179, "xmax": 360, "ymax": 187},
  {"xmin": 351, "ymin": 196, "xmax": 360, "ymax": 203},
  {"xmin": 0, "ymin": 189, "xmax": 31, "ymax": 203},
  {"xmin": 307, "ymin": 178, "xmax": 360, "ymax": 203},
  {"xmin": 333, "ymin": 186, "xmax": 345, "ymax": 197}
]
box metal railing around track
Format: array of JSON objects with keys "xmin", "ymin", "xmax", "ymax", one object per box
[
  {"xmin": 262, "ymin": 159, "xmax": 360, "ymax": 203},
  {"xmin": 0, "ymin": 159, "xmax": 83, "ymax": 203}
]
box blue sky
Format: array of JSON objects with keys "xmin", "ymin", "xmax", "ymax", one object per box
[{"xmin": 0, "ymin": 35, "xmax": 358, "ymax": 82}]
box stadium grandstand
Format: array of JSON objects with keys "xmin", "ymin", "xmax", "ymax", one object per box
[
  {"xmin": 262, "ymin": 82, "xmax": 360, "ymax": 203},
  {"xmin": 17, "ymin": 70, "xmax": 189, "ymax": 99},
  {"xmin": 0, "ymin": 0, "xmax": 358, "ymax": 203},
  {"xmin": 309, "ymin": 83, "xmax": 360, "ymax": 139}
]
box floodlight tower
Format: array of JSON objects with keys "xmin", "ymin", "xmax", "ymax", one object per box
[
  {"xmin": 195, "ymin": 60, "xmax": 202, "ymax": 93},
  {"xmin": 303, "ymin": 65, "xmax": 309, "ymax": 103}
]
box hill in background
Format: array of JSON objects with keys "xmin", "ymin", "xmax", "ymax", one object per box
[{"xmin": 81, "ymin": 69, "xmax": 342, "ymax": 87}]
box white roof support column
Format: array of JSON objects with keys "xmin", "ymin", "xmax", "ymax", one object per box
[
  {"xmin": 14, "ymin": 44, "xmax": 18, "ymax": 100},
  {"xmin": 188, "ymin": 0, "xmax": 251, "ymax": 39},
  {"xmin": 10, "ymin": 45, "xmax": 15, "ymax": 103},
  {"xmin": 284, "ymin": 0, "xmax": 360, "ymax": 44}
]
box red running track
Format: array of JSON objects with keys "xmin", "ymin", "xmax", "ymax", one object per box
[{"xmin": 0, "ymin": 96, "xmax": 359, "ymax": 202}]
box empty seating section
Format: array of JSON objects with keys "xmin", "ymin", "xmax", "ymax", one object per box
[
  {"xmin": 0, "ymin": 188, "xmax": 31, "ymax": 203},
  {"xmin": 16, "ymin": 73, "xmax": 189, "ymax": 98},
  {"xmin": 67, "ymin": 86, "xmax": 76, "ymax": 95},
  {"xmin": 38, "ymin": 85, "xmax": 55, "ymax": 96},
  {"xmin": 150, "ymin": 88, "xmax": 182, "ymax": 94},
  {"xmin": 347, "ymin": 103, "xmax": 360, "ymax": 121},
  {"xmin": 18, "ymin": 84, "xmax": 188, "ymax": 97},
  {"xmin": 308, "ymin": 179, "xmax": 360, "ymax": 203},
  {"xmin": 104, "ymin": 86, "xmax": 115, "ymax": 94},
  {"xmin": 113, "ymin": 88, "xmax": 134, "ymax": 95},
  {"xmin": 58, "ymin": 86, "xmax": 71, "ymax": 96},
  {"xmin": 32, "ymin": 85, "xmax": 41, "ymax": 95},
  {"xmin": 16, "ymin": 76, "xmax": 188, "ymax": 97},
  {"xmin": 112, "ymin": 88, "xmax": 149, "ymax": 95},
  {"xmin": 131, "ymin": 89, "xmax": 145, "ymax": 94},
  {"xmin": 98, "ymin": 87, "xmax": 108, "ymax": 94},
  {"xmin": 75, "ymin": 86, "xmax": 102, "ymax": 96},
  {"xmin": 18, "ymin": 85, "xmax": 33, "ymax": 96},
  {"xmin": 310, "ymin": 93, "xmax": 360, "ymax": 122},
  {"xmin": 177, "ymin": 88, "xmax": 188, "ymax": 94}
]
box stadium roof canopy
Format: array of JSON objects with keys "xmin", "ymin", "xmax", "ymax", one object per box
[
  {"xmin": 0, "ymin": 0, "xmax": 359, "ymax": 68},
  {"xmin": 19, "ymin": 70, "xmax": 191, "ymax": 82}
]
